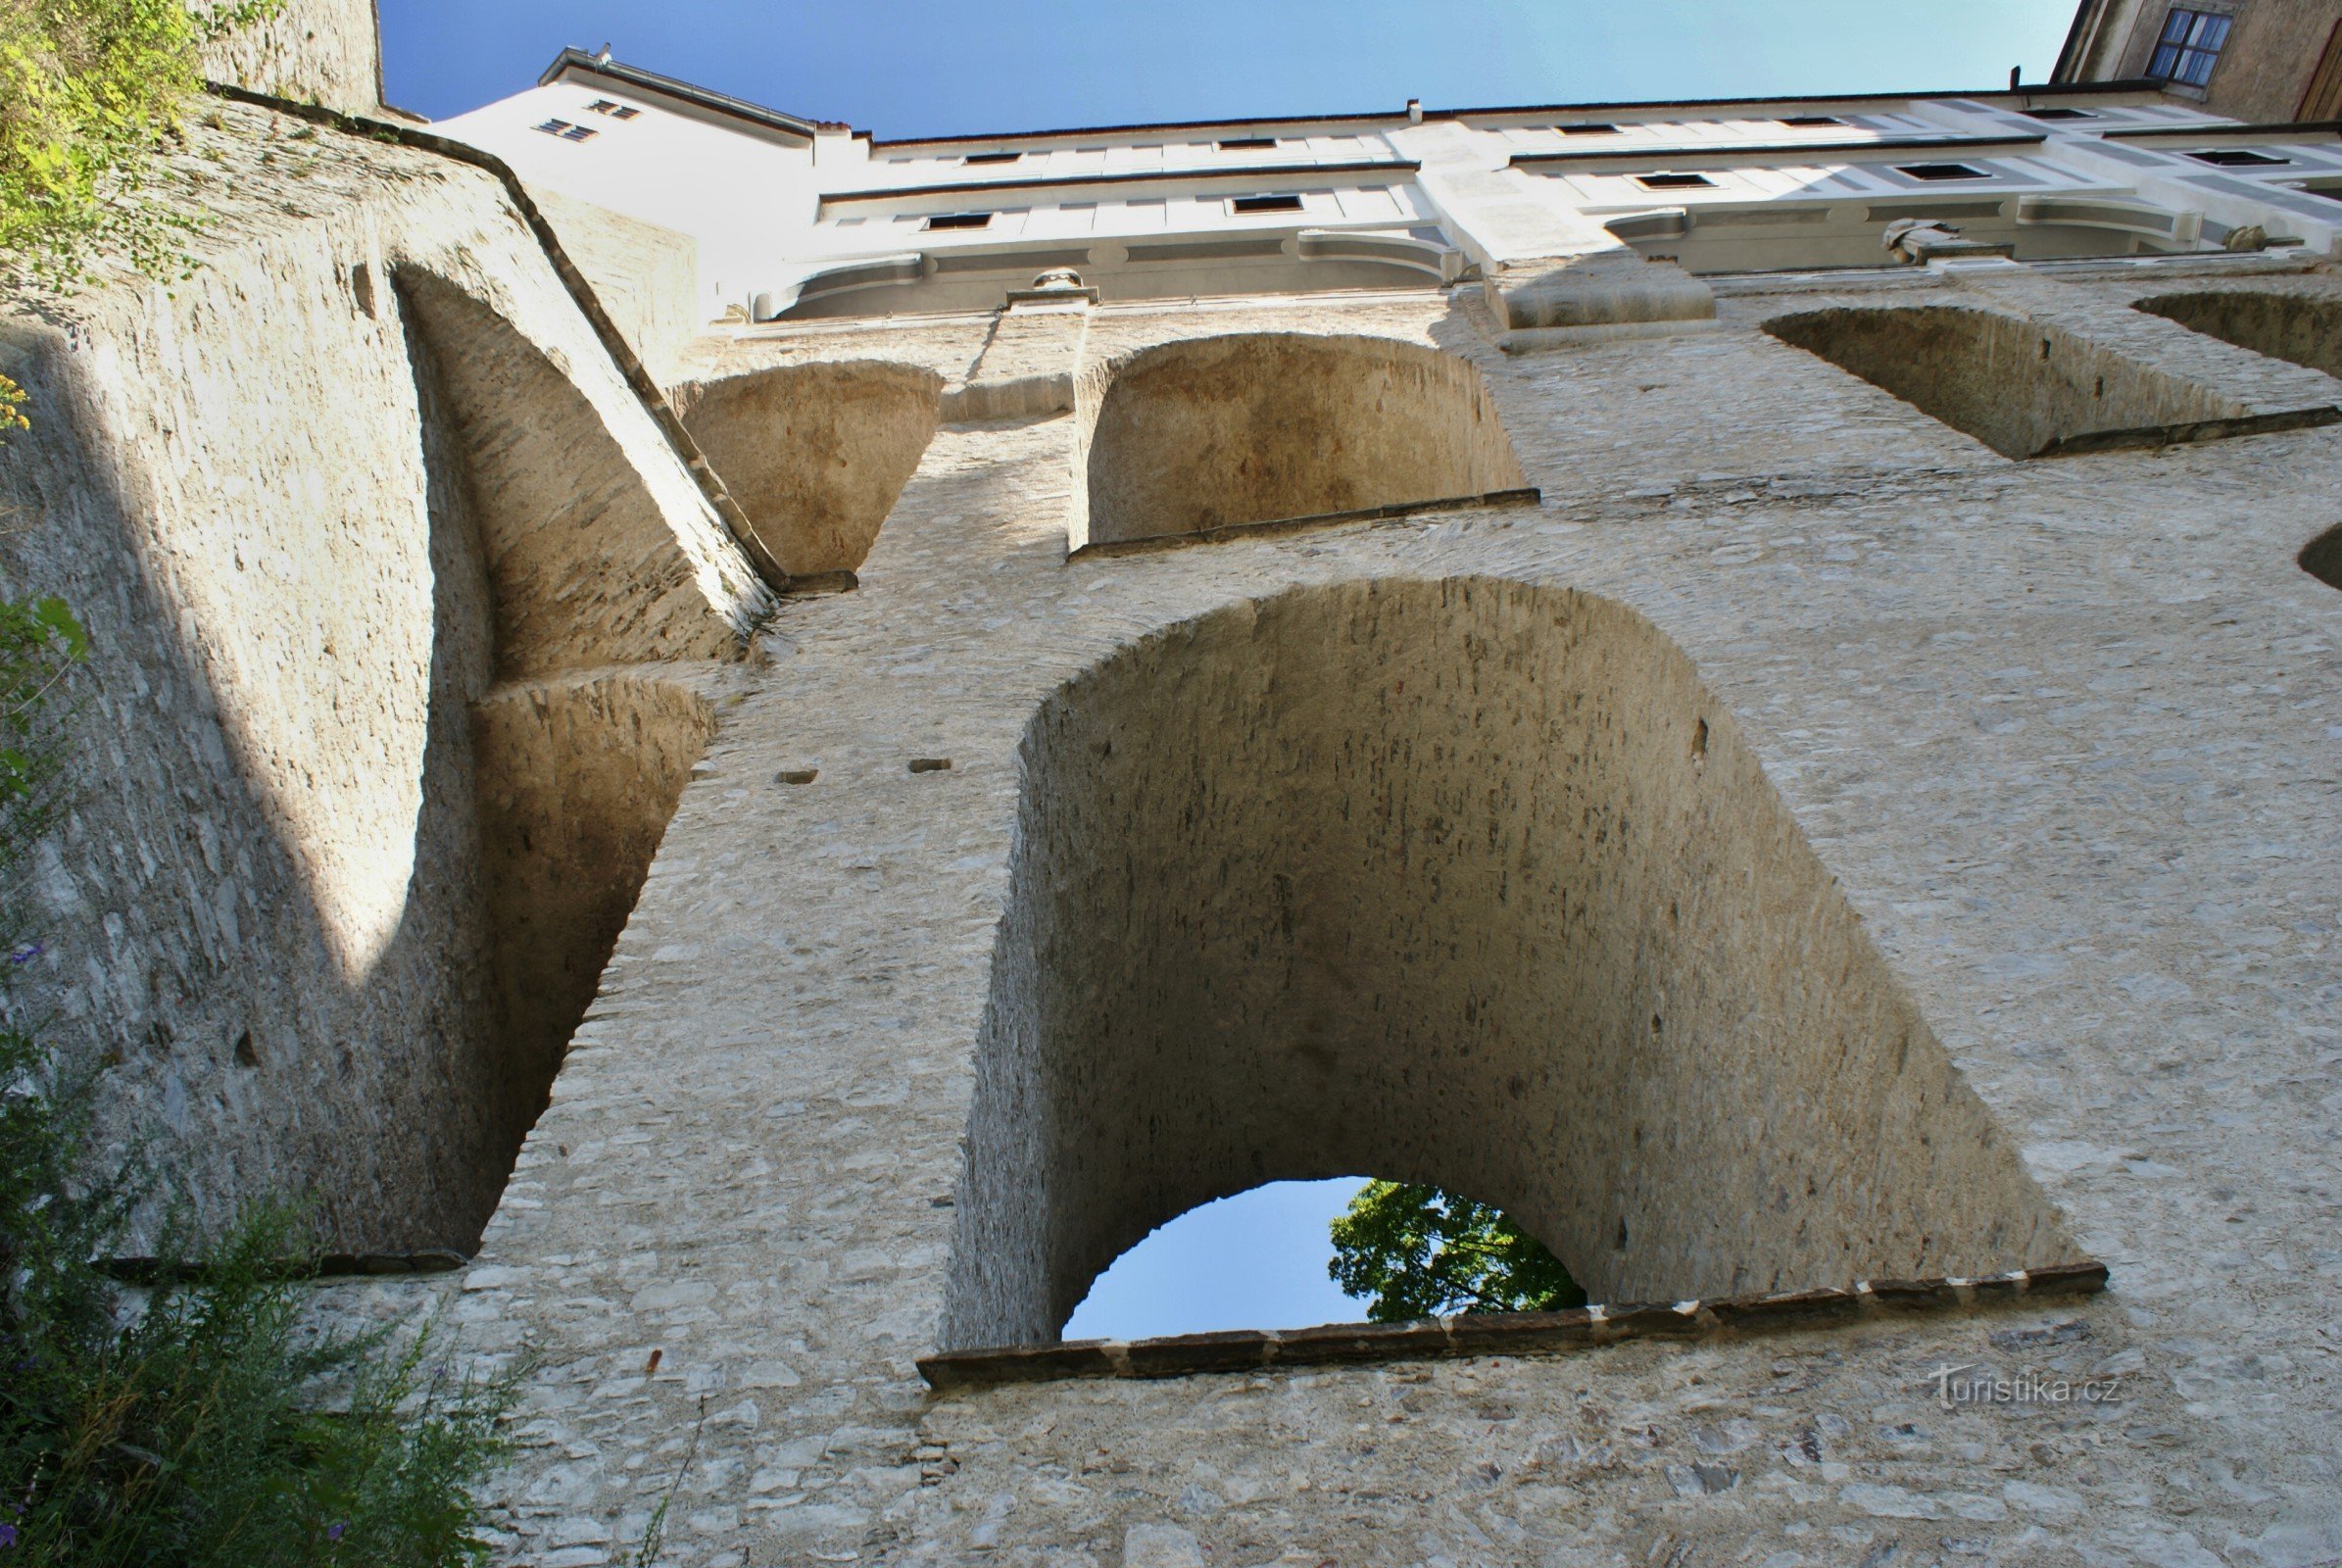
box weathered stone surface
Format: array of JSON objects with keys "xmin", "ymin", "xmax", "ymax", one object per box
[
  {"xmin": 670, "ymin": 361, "xmax": 943, "ymax": 576},
  {"xmin": 1073, "ymin": 332, "xmax": 1529, "ymax": 549},
  {"xmin": 0, "ymin": 99, "xmax": 760, "ymax": 1249},
  {"xmin": 197, "ymin": 0, "xmax": 379, "ymax": 114},
  {"xmin": 12, "ymin": 88, "xmax": 2342, "ymax": 1568}
]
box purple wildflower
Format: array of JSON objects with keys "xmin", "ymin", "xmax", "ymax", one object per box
[
  {"xmin": 7, "ymin": 943, "xmax": 41, "ymax": 965},
  {"xmin": 326, "ymin": 1522, "xmax": 346, "ymax": 1542},
  {"xmin": 0, "ymin": 1522, "xmax": 19, "ymax": 1548}
]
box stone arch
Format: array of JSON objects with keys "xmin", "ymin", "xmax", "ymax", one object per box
[
  {"xmin": 394, "ymin": 268, "xmax": 756, "ymax": 675},
  {"xmin": 1763, "ymin": 304, "xmax": 2291, "ymax": 460},
  {"xmin": 2135, "ymin": 289, "xmax": 2342, "ymax": 380},
  {"xmin": 669, "ymin": 361, "xmax": 943, "ymax": 579},
  {"xmin": 1072, "ymin": 334, "xmax": 1529, "ymax": 552},
  {"xmin": 944, "ymin": 577, "xmax": 2073, "ymax": 1350}
]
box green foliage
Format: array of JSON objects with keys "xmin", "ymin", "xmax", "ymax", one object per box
[
  {"xmin": 0, "ymin": 593, "xmax": 82, "ymax": 941},
  {"xmin": 0, "ymin": 1032, "xmax": 518, "ymax": 1565},
  {"xmin": 1329, "ymin": 1181, "xmax": 1587, "ymax": 1322},
  {"xmin": 0, "ymin": 0, "xmax": 284, "ymax": 288},
  {"xmin": 0, "ymin": 593, "xmax": 513, "ymax": 1564}
]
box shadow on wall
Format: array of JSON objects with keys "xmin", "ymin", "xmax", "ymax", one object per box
[
  {"xmin": 386, "ymin": 272, "xmax": 728, "ymax": 1243},
  {"xmin": 1764, "ymin": 304, "xmax": 2306, "ymax": 460},
  {"xmin": 945, "ymin": 578, "xmax": 2075, "ymax": 1350},
  {"xmin": 471, "ymin": 676, "xmax": 717, "ymax": 1154},
  {"xmin": 1070, "ymin": 334, "xmax": 1531, "ymax": 553},
  {"xmin": 2303, "ymin": 522, "xmax": 2342, "ymax": 589},
  {"xmin": 2135, "ymin": 289, "xmax": 2342, "ymax": 380},
  {"xmin": 669, "ymin": 361, "xmax": 943, "ymax": 581}
]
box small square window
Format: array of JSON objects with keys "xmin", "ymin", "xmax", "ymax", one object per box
[
  {"xmin": 1900, "ymin": 162, "xmax": 1987, "ymax": 181},
  {"xmin": 1231, "ymin": 192, "xmax": 1306, "ymax": 214},
  {"xmin": 1780, "ymin": 115, "xmax": 1847, "ymax": 127},
  {"xmin": 585, "ymin": 100, "xmax": 640, "ymax": 120},
  {"xmin": 1218, "ymin": 136, "xmax": 1280, "ymax": 150},
  {"xmin": 1636, "ymin": 172, "xmax": 1715, "ymax": 189},
  {"xmin": 535, "ymin": 119, "xmax": 573, "ymax": 136},
  {"xmin": 1559, "ymin": 122, "xmax": 1619, "ymax": 135},
  {"xmin": 2189, "ymin": 147, "xmax": 2289, "ymax": 166},
  {"xmin": 561, "ymin": 124, "xmax": 597, "ymax": 141},
  {"xmin": 963, "ymin": 151, "xmax": 1022, "ymax": 165},
  {"xmin": 2148, "ymin": 7, "xmax": 2232, "ymax": 87},
  {"xmin": 923, "ymin": 211, "xmax": 994, "ymax": 230},
  {"xmin": 2019, "ymin": 106, "xmax": 2097, "ymax": 120}
]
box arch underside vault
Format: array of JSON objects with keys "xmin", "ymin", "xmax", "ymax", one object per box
[
  {"xmin": 1073, "ymin": 333, "xmax": 1532, "ymax": 552},
  {"xmin": 945, "ymin": 577, "xmax": 2073, "ymax": 1350}
]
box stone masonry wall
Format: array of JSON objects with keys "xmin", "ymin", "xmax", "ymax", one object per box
[
  {"xmin": 352, "ymin": 258, "xmax": 2342, "ymax": 1565},
  {"xmin": 0, "ymin": 100, "xmax": 761, "ymax": 1250},
  {"xmin": 948, "ymin": 576, "xmax": 2070, "ymax": 1348},
  {"xmin": 198, "ymin": 0, "xmax": 379, "ymax": 114}
]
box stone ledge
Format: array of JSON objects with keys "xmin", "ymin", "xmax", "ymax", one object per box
[
  {"xmin": 916, "ymin": 1260, "xmax": 2110, "ymax": 1391},
  {"xmin": 1070, "ymin": 488, "xmax": 1543, "ymax": 560}
]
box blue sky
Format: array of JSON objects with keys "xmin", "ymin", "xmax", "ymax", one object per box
[
  {"xmin": 1064, "ymin": 1179, "xmax": 1373, "ymax": 1340},
  {"xmin": 382, "ymin": 1, "xmax": 2079, "ymax": 136}
]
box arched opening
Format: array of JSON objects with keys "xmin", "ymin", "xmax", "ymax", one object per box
[
  {"xmin": 394, "ymin": 268, "xmax": 756, "ymax": 673},
  {"xmin": 2136, "ymin": 289, "xmax": 2342, "ymax": 380},
  {"xmin": 388, "ymin": 275, "xmax": 734, "ymax": 1247},
  {"xmin": 669, "ymin": 361, "xmax": 943, "ymax": 579},
  {"xmin": 2303, "ymin": 521, "xmax": 2342, "ymax": 590},
  {"xmin": 944, "ymin": 578, "xmax": 2074, "ymax": 1351},
  {"xmin": 1073, "ymin": 334, "xmax": 1530, "ymax": 552},
  {"xmin": 1763, "ymin": 304, "xmax": 2327, "ymax": 460}
]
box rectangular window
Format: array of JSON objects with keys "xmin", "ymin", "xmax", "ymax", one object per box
[
  {"xmin": 1900, "ymin": 162, "xmax": 1987, "ymax": 181},
  {"xmin": 963, "ymin": 151, "xmax": 1022, "ymax": 165},
  {"xmin": 1230, "ymin": 192, "xmax": 1306, "ymax": 213},
  {"xmin": 2019, "ymin": 106, "xmax": 2097, "ymax": 120},
  {"xmin": 2148, "ymin": 8, "xmax": 2232, "ymax": 87},
  {"xmin": 1780, "ymin": 115, "xmax": 1846, "ymax": 127},
  {"xmin": 1560, "ymin": 122, "xmax": 1620, "ymax": 135},
  {"xmin": 1218, "ymin": 136, "xmax": 1280, "ymax": 150},
  {"xmin": 923, "ymin": 211, "xmax": 994, "ymax": 230},
  {"xmin": 2188, "ymin": 147, "xmax": 2289, "ymax": 166},
  {"xmin": 585, "ymin": 100, "xmax": 641, "ymax": 120},
  {"xmin": 1636, "ymin": 172, "xmax": 1715, "ymax": 189},
  {"xmin": 535, "ymin": 119, "xmax": 597, "ymax": 142}
]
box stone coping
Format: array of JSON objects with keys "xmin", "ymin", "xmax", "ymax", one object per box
[
  {"xmin": 1071, "ymin": 488, "xmax": 1544, "ymax": 561},
  {"xmin": 916, "ymin": 1260, "xmax": 2110, "ymax": 1391}
]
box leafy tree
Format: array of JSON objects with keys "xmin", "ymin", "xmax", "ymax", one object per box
[{"xmin": 1329, "ymin": 1180, "xmax": 1587, "ymax": 1322}]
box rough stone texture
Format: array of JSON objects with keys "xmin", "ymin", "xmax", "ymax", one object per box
[
  {"xmin": 1075, "ymin": 333, "xmax": 1529, "ymax": 550},
  {"xmin": 529, "ymin": 189, "xmax": 703, "ymax": 389},
  {"xmin": 0, "ymin": 101, "xmax": 761, "ymax": 1249},
  {"xmin": 1762, "ymin": 300, "xmax": 2337, "ymax": 460},
  {"xmin": 354, "ymin": 266, "xmax": 2338, "ymax": 1565},
  {"xmin": 671, "ymin": 362, "xmax": 944, "ymax": 576},
  {"xmin": 948, "ymin": 577, "xmax": 2070, "ymax": 1349},
  {"xmin": 12, "ymin": 100, "xmax": 2342, "ymax": 1566},
  {"xmin": 197, "ymin": 0, "xmax": 380, "ymax": 114},
  {"xmin": 2141, "ymin": 278, "xmax": 2342, "ymax": 383},
  {"xmin": 475, "ymin": 673, "xmax": 726, "ymax": 1164}
]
